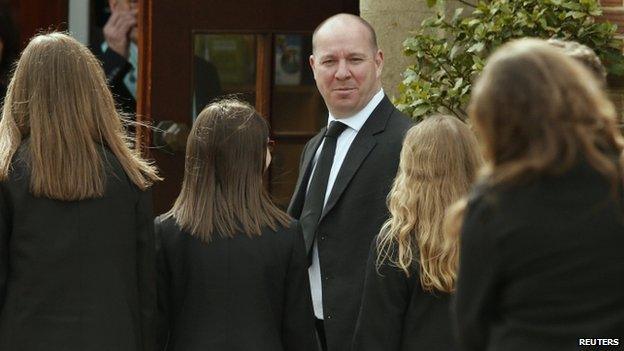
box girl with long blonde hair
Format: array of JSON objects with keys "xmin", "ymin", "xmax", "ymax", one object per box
[
  {"xmin": 0, "ymin": 32, "xmax": 160, "ymax": 351},
  {"xmin": 451, "ymin": 38, "xmax": 624, "ymax": 351},
  {"xmin": 352, "ymin": 115, "xmax": 482, "ymax": 351}
]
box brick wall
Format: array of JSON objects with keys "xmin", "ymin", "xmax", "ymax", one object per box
[
  {"xmin": 599, "ymin": 1, "xmax": 624, "ymax": 120},
  {"xmin": 601, "ymin": 0, "xmax": 624, "ymax": 34}
]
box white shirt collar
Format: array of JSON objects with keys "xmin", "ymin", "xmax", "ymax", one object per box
[{"xmin": 327, "ymin": 88, "xmax": 385, "ymax": 132}]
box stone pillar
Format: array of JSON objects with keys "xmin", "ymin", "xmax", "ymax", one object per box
[
  {"xmin": 361, "ymin": 0, "xmax": 461, "ymax": 99},
  {"xmin": 601, "ymin": 0, "xmax": 624, "ymax": 122},
  {"xmin": 360, "ymin": 0, "xmax": 432, "ymax": 99}
]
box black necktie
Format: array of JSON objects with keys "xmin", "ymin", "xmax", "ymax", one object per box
[{"xmin": 300, "ymin": 121, "xmax": 348, "ymax": 253}]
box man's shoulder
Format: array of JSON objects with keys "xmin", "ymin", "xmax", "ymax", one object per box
[
  {"xmin": 373, "ymin": 101, "xmax": 413, "ymax": 140},
  {"xmin": 303, "ymin": 127, "xmax": 327, "ymax": 147},
  {"xmin": 370, "ymin": 96, "xmax": 413, "ymax": 130},
  {"xmin": 387, "ymin": 106, "xmax": 413, "ymax": 131}
]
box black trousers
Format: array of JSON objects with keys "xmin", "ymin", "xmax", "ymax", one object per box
[{"xmin": 315, "ymin": 318, "xmax": 327, "ymax": 351}]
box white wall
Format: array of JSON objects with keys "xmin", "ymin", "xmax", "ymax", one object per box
[{"xmin": 68, "ymin": 0, "xmax": 90, "ymax": 45}]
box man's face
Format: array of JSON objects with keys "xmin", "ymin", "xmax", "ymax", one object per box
[{"xmin": 310, "ymin": 21, "xmax": 383, "ymax": 118}]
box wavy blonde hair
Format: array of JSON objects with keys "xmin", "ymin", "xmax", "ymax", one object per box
[
  {"xmin": 0, "ymin": 32, "xmax": 161, "ymax": 200},
  {"xmin": 377, "ymin": 115, "xmax": 482, "ymax": 293}
]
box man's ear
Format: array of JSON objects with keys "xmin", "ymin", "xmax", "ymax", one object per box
[
  {"xmin": 375, "ymin": 49, "xmax": 384, "ymax": 78},
  {"xmin": 309, "ymin": 54, "xmax": 317, "ymax": 79}
]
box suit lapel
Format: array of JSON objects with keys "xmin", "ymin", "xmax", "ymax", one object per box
[
  {"xmin": 319, "ymin": 96, "xmax": 395, "ymax": 222},
  {"xmin": 287, "ymin": 129, "xmax": 325, "ymax": 217}
]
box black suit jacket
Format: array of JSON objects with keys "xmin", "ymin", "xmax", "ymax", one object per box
[
  {"xmin": 0, "ymin": 144, "xmax": 156, "ymax": 351},
  {"xmin": 155, "ymin": 217, "xmax": 317, "ymax": 351},
  {"xmin": 92, "ymin": 44, "xmax": 137, "ymax": 115},
  {"xmin": 454, "ymin": 162, "xmax": 624, "ymax": 351},
  {"xmin": 288, "ymin": 96, "xmax": 412, "ymax": 351},
  {"xmin": 352, "ymin": 241, "xmax": 457, "ymax": 351}
]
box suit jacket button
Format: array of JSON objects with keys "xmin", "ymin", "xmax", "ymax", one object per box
[
  {"xmin": 326, "ymin": 314, "xmax": 332, "ymax": 320},
  {"xmin": 320, "ymin": 235, "xmax": 326, "ymax": 241}
]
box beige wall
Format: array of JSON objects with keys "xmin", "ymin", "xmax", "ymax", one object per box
[{"xmin": 360, "ymin": 0, "xmax": 460, "ymax": 99}]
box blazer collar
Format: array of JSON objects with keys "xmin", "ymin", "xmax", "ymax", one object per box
[
  {"xmin": 319, "ymin": 95, "xmax": 394, "ymax": 221},
  {"xmin": 288, "ymin": 95, "xmax": 395, "ymax": 221},
  {"xmin": 287, "ymin": 131, "xmax": 325, "ymax": 217}
]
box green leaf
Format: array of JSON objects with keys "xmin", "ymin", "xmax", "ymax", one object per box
[
  {"xmin": 453, "ymin": 77, "xmax": 464, "ymax": 90},
  {"xmin": 453, "ymin": 7, "xmax": 464, "ymax": 22},
  {"xmin": 412, "ymin": 105, "xmax": 430, "ymax": 118},
  {"xmin": 450, "ymin": 44, "xmax": 462, "ymax": 60},
  {"xmin": 467, "ymin": 42, "xmax": 485, "ymax": 53}
]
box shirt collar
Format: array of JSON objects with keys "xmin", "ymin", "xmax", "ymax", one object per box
[{"xmin": 327, "ymin": 89, "xmax": 385, "ymax": 132}]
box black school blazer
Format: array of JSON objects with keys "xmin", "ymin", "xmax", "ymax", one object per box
[
  {"xmin": 454, "ymin": 162, "xmax": 624, "ymax": 351},
  {"xmin": 155, "ymin": 216, "xmax": 317, "ymax": 351},
  {"xmin": 352, "ymin": 241, "xmax": 457, "ymax": 351},
  {"xmin": 0, "ymin": 144, "xmax": 156, "ymax": 351}
]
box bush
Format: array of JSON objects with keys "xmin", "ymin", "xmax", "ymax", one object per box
[{"xmin": 396, "ymin": 0, "xmax": 624, "ymax": 120}]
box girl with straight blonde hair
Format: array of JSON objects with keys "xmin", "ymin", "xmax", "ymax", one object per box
[
  {"xmin": 451, "ymin": 38, "xmax": 624, "ymax": 351},
  {"xmin": 0, "ymin": 32, "xmax": 160, "ymax": 351},
  {"xmin": 155, "ymin": 98, "xmax": 316, "ymax": 351},
  {"xmin": 352, "ymin": 115, "xmax": 482, "ymax": 351}
]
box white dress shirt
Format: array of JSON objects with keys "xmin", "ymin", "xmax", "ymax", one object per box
[{"xmin": 307, "ymin": 88, "xmax": 385, "ymax": 319}]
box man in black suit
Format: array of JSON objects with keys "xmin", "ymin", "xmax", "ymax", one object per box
[{"xmin": 288, "ymin": 14, "xmax": 412, "ymax": 351}]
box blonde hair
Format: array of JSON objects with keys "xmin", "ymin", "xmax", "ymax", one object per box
[
  {"xmin": 446, "ymin": 38, "xmax": 624, "ymax": 255},
  {"xmin": 0, "ymin": 32, "xmax": 160, "ymax": 200},
  {"xmin": 166, "ymin": 99, "xmax": 290, "ymax": 242},
  {"xmin": 376, "ymin": 115, "xmax": 482, "ymax": 293}
]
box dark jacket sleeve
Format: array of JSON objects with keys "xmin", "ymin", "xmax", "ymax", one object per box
[
  {"xmin": 282, "ymin": 222, "xmax": 317, "ymax": 351},
  {"xmin": 135, "ymin": 189, "xmax": 157, "ymax": 351},
  {"xmin": 352, "ymin": 241, "xmax": 410, "ymax": 351},
  {"xmin": 0, "ymin": 183, "xmax": 10, "ymax": 312},
  {"xmin": 100, "ymin": 47, "xmax": 132, "ymax": 86},
  {"xmin": 453, "ymin": 195, "xmax": 499, "ymax": 351},
  {"xmin": 154, "ymin": 216, "xmax": 171, "ymax": 351}
]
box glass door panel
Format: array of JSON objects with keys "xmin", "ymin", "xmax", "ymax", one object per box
[
  {"xmin": 192, "ymin": 34, "xmax": 257, "ymax": 119},
  {"xmin": 269, "ymin": 33, "xmax": 326, "ymax": 208}
]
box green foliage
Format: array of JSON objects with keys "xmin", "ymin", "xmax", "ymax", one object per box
[{"xmin": 397, "ymin": 0, "xmax": 624, "ymax": 120}]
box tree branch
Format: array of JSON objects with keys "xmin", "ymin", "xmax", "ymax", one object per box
[{"xmin": 457, "ymin": 0, "xmax": 477, "ymax": 8}]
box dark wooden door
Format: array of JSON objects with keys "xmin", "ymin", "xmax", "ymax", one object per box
[
  {"xmin": 9, "ymin": 0, "xmax": 68, "ymax": 47},
  {"xmin": 138, "ymin": 0, "xmax": 358, "ymax": 214}
]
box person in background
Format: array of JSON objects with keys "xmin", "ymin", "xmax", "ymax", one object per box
[
  {"xmin": 155, "ymin": 99, "xmax": 316, "ymax": 351},
  {"xmin": 0, "ymin": 3, "xmax": 18, "ymax": 101},
  {"xmin": 287, "ymin": 14, "xmax": 412, "ymax": 351},
  {"xmin": 547, "ymin": 38, "xmax": 607, "ymax": 86},
  {"xmin": 0, "ymin": 32, "xmax": 161, "ymax": 351},
  {"xmin": 352, "ymin": 115, "xmax": 482, "ymax": 351},
  {"xmin": 93, "ymin": 0, "xmax": 221, "ymax": 118},
  {"xmin": 451, "ymin": 38, "xmax": 624, "ymax": 351},
  {"xmin": 93, "ymin": 0, "xmax": 138, "ymax": 114}
]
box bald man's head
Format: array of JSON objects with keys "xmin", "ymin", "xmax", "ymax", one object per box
[
  {"xmin": 309, "ymin": 13, "xmax": 384, "ymax": 118},
  {"xmin": 312, "ymin": 14, "xmax": 378, "ymax": 55}
]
